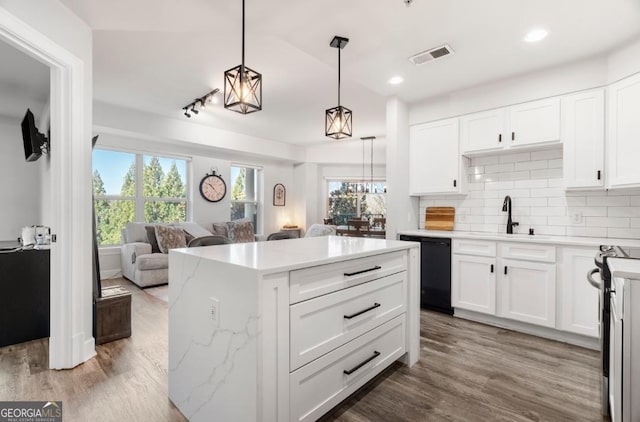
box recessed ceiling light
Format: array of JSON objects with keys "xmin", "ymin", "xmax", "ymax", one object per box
[
  {"xmin": 524, "ymin": 28, "xmax": 548, "ymax": 43},
  {"xmin": 388, "ymin": 76, "xmax": 404, "ymax": 85}
]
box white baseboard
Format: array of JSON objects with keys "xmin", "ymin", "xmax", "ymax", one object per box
[{"xmin": 454, "ymin": 309, "xmax": 599, "ymax": 350}]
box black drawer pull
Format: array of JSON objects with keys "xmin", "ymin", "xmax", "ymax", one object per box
[
  {"xmin": 511, "ymin": 131, "xmax": 515, "ymax": 141},
  {"xmin": 344, "ymin": 266, "xmax": 381, "ymax": 277},
  {"xmin": 490, "ymin": 264, "xmax": 494, "ymax": 273},
  {"xmin": 498, "ymin": 134, "xmax": 502, "ymax": 143},
  {"xmin": 344, "ymin": 303, "xmax": 381, "ymax": 319},
  {"xmin": 504, "ymin": 266, "xmax": 508, "ymax": 275},
  {"xmin": 343, "ymin": 351, "xmax": 381, "ymax": 375}
]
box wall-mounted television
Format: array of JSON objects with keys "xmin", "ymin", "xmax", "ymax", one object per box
[{"xmin": 20, "ymin": 109, "xmax": 48, "ymax": 162}]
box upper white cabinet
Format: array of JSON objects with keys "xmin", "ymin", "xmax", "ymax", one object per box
[
  {"xmin": 409, "ymin": 118, "xmax": 466, "ymax": 195},
  {"xmin": 607, "ymin": 72, "xmax": 640, "ymax": 189},
  {"xmin": 508, "ymin": 97, "xmax": 561, "ymax": 148},
  {"xmin": 460, "ymin": 97, "xmax": 561, "ymax": 155},
  {"xmin": 562, "ymin": 89, "xmax": 605, "ymax": 190},
  {"xmin": 460, "ymin": 108, "xmax": 506, "ymax": 154}
]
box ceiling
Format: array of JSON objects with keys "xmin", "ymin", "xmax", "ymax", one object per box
[
  {"xmin": 0, "ymin": 39, "xmax": 50, "ymax": 122},
  {"xmin": 57, "ymin": 0, "xmax": 640, "ymax": 146}
]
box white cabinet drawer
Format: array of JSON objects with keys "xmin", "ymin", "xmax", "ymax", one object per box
[
  {"xmin": 500, "ymin": 242, "xmax": 556, "ymax": 263},
  {"xmin": 290, "ymin": 251, "xmax": 406, "ymax": 304},
  {"xmin": 452, "ymin": 239, "xmax": 496, "ymax": 257},
  {"xmin": 290, "ymin": 314, "xmax": 406, "ymax": 422},
  {"xmin": 290, "ymin": 272, "xmax": 406, "ymax": 371}
]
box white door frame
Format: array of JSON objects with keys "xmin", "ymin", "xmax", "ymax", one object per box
[{"xmin": 0, "ymin": 8, "xmax": 95, "ymax": 368}]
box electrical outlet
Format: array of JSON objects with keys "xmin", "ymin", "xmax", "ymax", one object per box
[
  {"xmin": 570, "ymin": 211, "xmax": 583, "ymax": 225},
  {"xmin": 210, "ymin": 297, "xmax": 220, "ymax": 327},
  {"xmin": 458, "ymin": 210, "xmax": 469, "ymax": 223}
]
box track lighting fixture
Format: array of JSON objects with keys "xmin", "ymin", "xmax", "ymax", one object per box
[{"xmin": 181, "ymin": 88, "xmax": 220, "ymax": 118}]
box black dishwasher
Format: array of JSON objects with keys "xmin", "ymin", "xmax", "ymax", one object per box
[{"xmin": 399, "ymin": 235, "xmax": 453, "ymax": 314}]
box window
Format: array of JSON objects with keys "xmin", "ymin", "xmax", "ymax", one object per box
[
  {"xmin": 230, "ymin": 165, "xmax": 260, "ymax": 232},
  {"xmin": 327, "ymin": 180, "xmax": 386, "ymax": 226},
  {"xmin": 92, "ymin": 149, "xmax": 189, "ymax": 246}
]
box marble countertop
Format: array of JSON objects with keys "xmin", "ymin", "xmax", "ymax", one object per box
[
  {"xmin": 398, "ymin": 229, "xmax": 640, "ymax": 248},
  {"xmin": 170, "ymin": 235, "xmax": 418, "ymax": 274},
  {"xmin": 608, "ymin": 257, "xmax": 640, "ymax": 280}
]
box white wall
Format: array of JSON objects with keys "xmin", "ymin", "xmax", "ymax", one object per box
[
  {"xmin": 607, "ymin": 37, "xmax": 640, "ymax": 83},
  {"xmin": 0, "ymin": 119, "xmax": 42, "ymax": 239},
  {"xmin": 421, "ymin": 149, "xmax": 640, "ymax": 240}
]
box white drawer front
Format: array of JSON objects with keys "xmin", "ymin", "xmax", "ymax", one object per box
[
  {"xmin": 290, "ymin": 272, "xmax": 406, "ymax": 371},
  {"xmin": 290, "ymin": 251, "xmax": 406, "ymax": 304},
  {"xmin": 500, "ymin": 242, "xmax": 556, "ymax": 263},
  {"xmin": 452, "ymin": 239, "xmax": 497, "ymax": 257},
  {"xmin": 290, "ymin": 314, "xmax": 406, "ymax": 422}
]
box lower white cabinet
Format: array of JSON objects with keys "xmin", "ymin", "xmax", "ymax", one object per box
[
  {"xmin": 499, "ymin": 259, "xmax": 557, "ymax": 328},
  {"xmin": 559, "ymin": 247, "xmax": 599, "ymax": 337},
  {"xmin": 451, "ymin": 254, "xmax": 496, "ymax": 315},
  {"xmin": 290, "ymin": 315, "xmax": 406, "ymax": 422}
]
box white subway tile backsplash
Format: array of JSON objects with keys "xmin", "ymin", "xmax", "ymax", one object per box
[
  {"xmin": 606, "ymin": 228, "xmax": 640, "ymax": 240},
  {"xmin": 531, "ymin": 149, "xmax": 563, "ymax": 160},
  {"xmin": 587, "ymin": 196, "xmax": 630, "ymax": 207},
  {"xmin": 567, "ymin": 227, "xmax": 608, "ymax": 237},
  {"xmin": 472, "ymin": 156, "xmax": 500, "ymax": 166},
  {"xmin": 530, "ymin": 207, "xmax": 566, "ymax": 216},
  {"xmin": 515, "ymin": 179, "xmax": 547, "ymax": 189},
  {"xmin": 499, "ymin": 152, "xmax": 531, "ymax": 163},
  {"xmin": 515, "ymin": 160, "xmax": 548, "ymax": 171},
  {"xmin": 420, "ymin": 150, "xmax": 640, "ymax": 239},
  {"xmin": 485, "ymin": 163, "xmax": 515, "ymax": 174},
  {"xmin": 585, "ymin": 217, "xmax": 630, "ymax": 228},
  {"xmin": 608, "ymin": 207, "xmax": 640, "ymax": 217}
]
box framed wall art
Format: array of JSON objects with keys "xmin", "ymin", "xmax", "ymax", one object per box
[{"xmin": 273, "ymin": 183, "xmax": 286, "ymax": 206}]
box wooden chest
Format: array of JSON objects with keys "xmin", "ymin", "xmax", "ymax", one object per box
[{"xmin": 93, "ymin": 286, "xmax": 131, "ymax": 345}]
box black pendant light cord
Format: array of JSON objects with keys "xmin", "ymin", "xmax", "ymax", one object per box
[
  {"xmin": 370, "ymin": 137, "xmax": 374, "ymax": 191},
  {"xmin": 338, "ymin": 47, "xmax": 341, "ymax": 107},
  {"xmin": 241, "ymin": 0, "xmax": 245, "ymax": 72}
]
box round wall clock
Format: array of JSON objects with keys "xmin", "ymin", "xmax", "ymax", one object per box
[{"xmin": 199, "ymin": 171, "xmax": 227, "ymax": 203}]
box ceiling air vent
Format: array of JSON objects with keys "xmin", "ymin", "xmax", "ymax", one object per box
[{"xmin": 408, "ymin": 44, "xmax": 454, "ymax": 65}]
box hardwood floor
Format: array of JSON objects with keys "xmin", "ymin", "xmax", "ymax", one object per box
[
  {"xmin": 0, "ymin": 278, "xmax": 605, "ymax": 421},
  {"xmin": 321, "ymin": 312, "xmax": 605, "ymax": 422},
  {"xmin": 0, "ymin": 277, "xmax": 186, "ymax": 422}
]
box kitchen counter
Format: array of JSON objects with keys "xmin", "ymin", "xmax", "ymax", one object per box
[
  {"xmin": 398, "ymin": 229, "xmax": 640, "ymax": 248},
  {"xmin": 168, "ymin": 236, "xmax": 420, "ymax": 422},
  {"xmin": 608, "ymin": 257, "xmax": 640, "ymax": 280}
]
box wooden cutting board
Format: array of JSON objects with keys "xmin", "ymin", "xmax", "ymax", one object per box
[{"xmin": 425, "ymin": 207, "xmax": 455, "ymax": 231}]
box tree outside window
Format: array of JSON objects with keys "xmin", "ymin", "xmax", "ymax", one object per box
[
  {"xmin": 230, "ymin": 165, "xmax": 259, "ymax": 232},
  {"xmin": 92, "ymin": 149, "xmax": 189, "ymax": 246},
  {"xmin": 327, "ymin": 180, "xmax": 386, "ymax": 226}
]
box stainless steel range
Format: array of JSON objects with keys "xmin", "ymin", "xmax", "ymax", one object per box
[{"xmin": 587, "ymin": 245, "xmax": 628, "ymax": 417}]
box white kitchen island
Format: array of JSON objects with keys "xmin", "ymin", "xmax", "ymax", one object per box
[{"xmin": 168, "ymin": 235, "xmax": 420, "ymax": 422}]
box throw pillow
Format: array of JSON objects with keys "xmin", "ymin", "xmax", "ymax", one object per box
[
  {"xmin": 145, "ymin": 225, "xmax": 161, "ymax": 253},
  {"xmin": 226, "ymin": 220, "xmax": 255, "ymax": 243},
  {"xmin": 211, "ymin": 222, "xmax": 229, "ymax": 238},
  {"xmin": 155, "ymin": 225, "xmax": 187, "ymax": 253},
  {"xmin": 178, "ymin": 222, "xmax": 212, "ymax": 238},
  {"xmin": 304, "ymin": 224, "xmax": 337, "ymax": 238}
]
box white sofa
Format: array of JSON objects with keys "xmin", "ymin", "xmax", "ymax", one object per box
[{"xmin": 120, "ymin": 221, "xmax": 265, "ymax": 288}]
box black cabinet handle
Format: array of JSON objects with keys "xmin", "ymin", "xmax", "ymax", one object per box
[
  {"xmin": 498, "ymin": 134, "xmax": 502, "ymax": 143},
  {"xmin": 504, "ymin": 266, "xmax": 508, "ymax": 275},
  {"xmin": 343, "ymin": 351, "xmax": 381, "ymax": 375},
  {"xmin": 344, "ymin": 303, "xmax": 381, "ymax": 319},
  {"xmin": 511, "ymin": 132, "xmax": 515, "ymax": 141},
  {"xmin": 344, "ymin": 266, "xmax": 381, "ymax": 277},
  {"xmin": 453, "ymin": 179, "xmax": 457, "ymax": 187},
  {"xmin": 597, "ymin": 170, "xmax": 601, "ymax": 180},
  {"xmin": 490, "ymin": 264, "xmax": 494, "ymax": 273}
]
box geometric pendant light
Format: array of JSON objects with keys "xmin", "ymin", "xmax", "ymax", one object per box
[
  {"xmin": 325, "ymin": 35, "xmax": 352, "ymax": 139},
  {"xmin": 224, "ymin": 0, "xmax": 262, "ymax": 114}
]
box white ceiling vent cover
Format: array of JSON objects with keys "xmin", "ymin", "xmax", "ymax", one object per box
[{"xmin": 409, "ymin": 44, "xmax": 454, "ymax": 65}]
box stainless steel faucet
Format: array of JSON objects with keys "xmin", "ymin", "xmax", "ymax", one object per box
[{"xmin": 502, "ymin": 195, "xmax": 519, "ymax": 234}]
